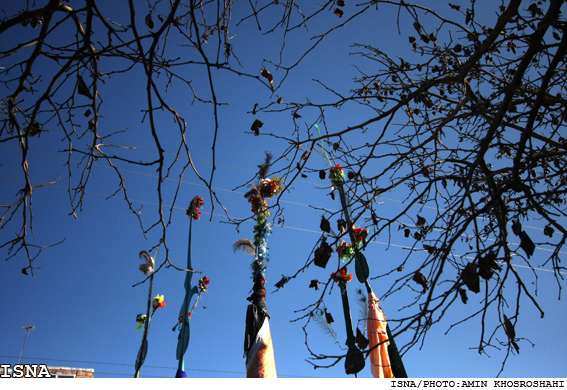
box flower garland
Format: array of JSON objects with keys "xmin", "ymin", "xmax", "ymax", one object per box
[{"xmin": 247, "ymin": 175, "xmax": 283, "ymax": 278}]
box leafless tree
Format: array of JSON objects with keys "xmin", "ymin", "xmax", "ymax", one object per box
[
  {"xmin": 250, "ymin": 0, "xmax": 567, "ymax": 375},
  {"xmin": 1, "ymin": 0, "xmax": 262, "ymax": 275}
]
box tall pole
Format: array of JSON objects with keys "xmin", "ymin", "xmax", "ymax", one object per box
[{"xmin": 19, "ymin": 324, "xmax": 35, "ymax": 364}]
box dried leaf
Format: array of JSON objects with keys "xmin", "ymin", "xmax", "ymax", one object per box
[
  {"xmin": 371, "ymin": 210, "xmax": 378, "ymax": 226},
  {"xmin": 77, "ymin": 75, "xmax": 93, "ymax": 99},
  {"xmin": 309, "ymin": 280, "xmax": 319, "ymax": 290},
  {"xmin": 462, "ymin": 262, "xmax": 480, "ymax": 293},
  {"xmin": 511, "ymin": 220, "xmax": 522, "ymax": 236},
  {"xmin": 413, "ymin": 21, "xmax": 422, "ymax": 34},
  {"xmin": 314, "ymin": 237, "xmax": 334, "ymax": 268},
  {"xmin": 145, "ymin": 11, "xmax": 155, "ymax": 30},
  {"xmin": 519, "ymin": 230, "xmax": 535, "ymax": 258},
  {"xmin": 324, "ymin": 308, "xmax": 334, "ymax": 324},
  {"xmin": 478, "ymin": 251, "xmax": 501, "ymax": 280},
  {"xmin": 355, "ymin": 327, "xmax": 369, "ymax": 349},
  {"xmin": 250, "ymin": 119, "xmax": 263, "ymax": 136},
  {"xmin": 412, "ymin": 270, "xmax": 428, "ymax": 292},
  {"xmin": 333, "ymin": 7, "xmax": 344, "ymax": 17},
  {"xmin": 337, "ymin": 218, "xmax": 347, "ymax": 234},
  {"xmin": 503, "ymin": 315, "xmax": 515, "ymax": 340},
  {"xmin": 459, "ymin": 288, "xmax": 468, "ymax": 304},
  {"xmin": 544, "ymin": 225, "xmax": 555, "ymax": 238},
  {"xmin": 260, "ymin": 67, "xmax": 274, "ymax": 87},
  {"xmin": 274, "ymin": 276, "xmax": 290, "ymax": 289},
  {"xmin": 25, "ymin": 121, "xmax": 41, "ymax": 137},
  {"xmin": 319, "ymin": 170, "xmax": 326, "ymax": 180},
  {"xmin": 320, "ymin": 215, "xmax": 331, "ymax": 233}
]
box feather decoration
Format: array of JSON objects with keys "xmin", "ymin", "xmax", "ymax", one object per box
[
  {"xmin": 311, "ymin": 308, "xmax": 343, "ymax": 348},
  {"xmin": 243, "ymin": 185, "xmax": 259, "ymax": 200},
  {"xmin": 233, "ymin": 239, "xmax": 256, "ymax": 255},
  {"xmin": 257, "ymin": 152, "xmax": 273, "ymax": 179},
  {"xmin": 138, "ymin": 250, "xmax": 155, "ymax": 275}
]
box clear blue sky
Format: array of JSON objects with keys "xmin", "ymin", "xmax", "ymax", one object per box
[{"xmin": 1, "ymin": 0, "xmax": 566, "ymax": 381}]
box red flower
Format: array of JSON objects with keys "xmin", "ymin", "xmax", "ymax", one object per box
[
  {"xmin": 187, "ymin": 196, "xmax": 204, "ymax": 220},
  {"xmin": 331, "ymin": 267, "xmax": 353, "ymax": 284},
  {"xmin": 199, "ymin": 276, "xmax": 210, "ymax": 292},
  {"xmin": 351, "ymin": 227, "xmax": 368, "ymax": 244}
]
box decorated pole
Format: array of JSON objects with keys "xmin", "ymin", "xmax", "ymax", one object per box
[
  {"xmin": 134, "ymin": 246, "xmax": 166, "ymax": 378},
  {"xmin": 234, "ymin": 153, "xmax": 282, "ymax": 378},
  {"xmin": 329, "ymin": 165, "xmax": 366, "ymax": 376},
  {"xmin": 174, "ymin": 196, "xmax": 209, "ymax": 378},
  {"xmin": 328, "ymin": 162, "xmax": 407, "ymax": 378}
]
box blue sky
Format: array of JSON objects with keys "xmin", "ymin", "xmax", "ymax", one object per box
[{"xmin": 1, "ymin": 0, "xmax": 567, "ymax": 381}]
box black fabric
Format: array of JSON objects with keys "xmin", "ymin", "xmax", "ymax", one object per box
[
  {"xmin": 244, "ymin": 275, "xmax": 269, "ymax": 359},
  {"xmin": 386, "ymin": 323, "xmax": 408, "ymax": 378}
]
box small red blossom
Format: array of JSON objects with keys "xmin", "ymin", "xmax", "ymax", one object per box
[{"xmin": 331, "ymin": 267, "xmax": 353, "ymax": 284}]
